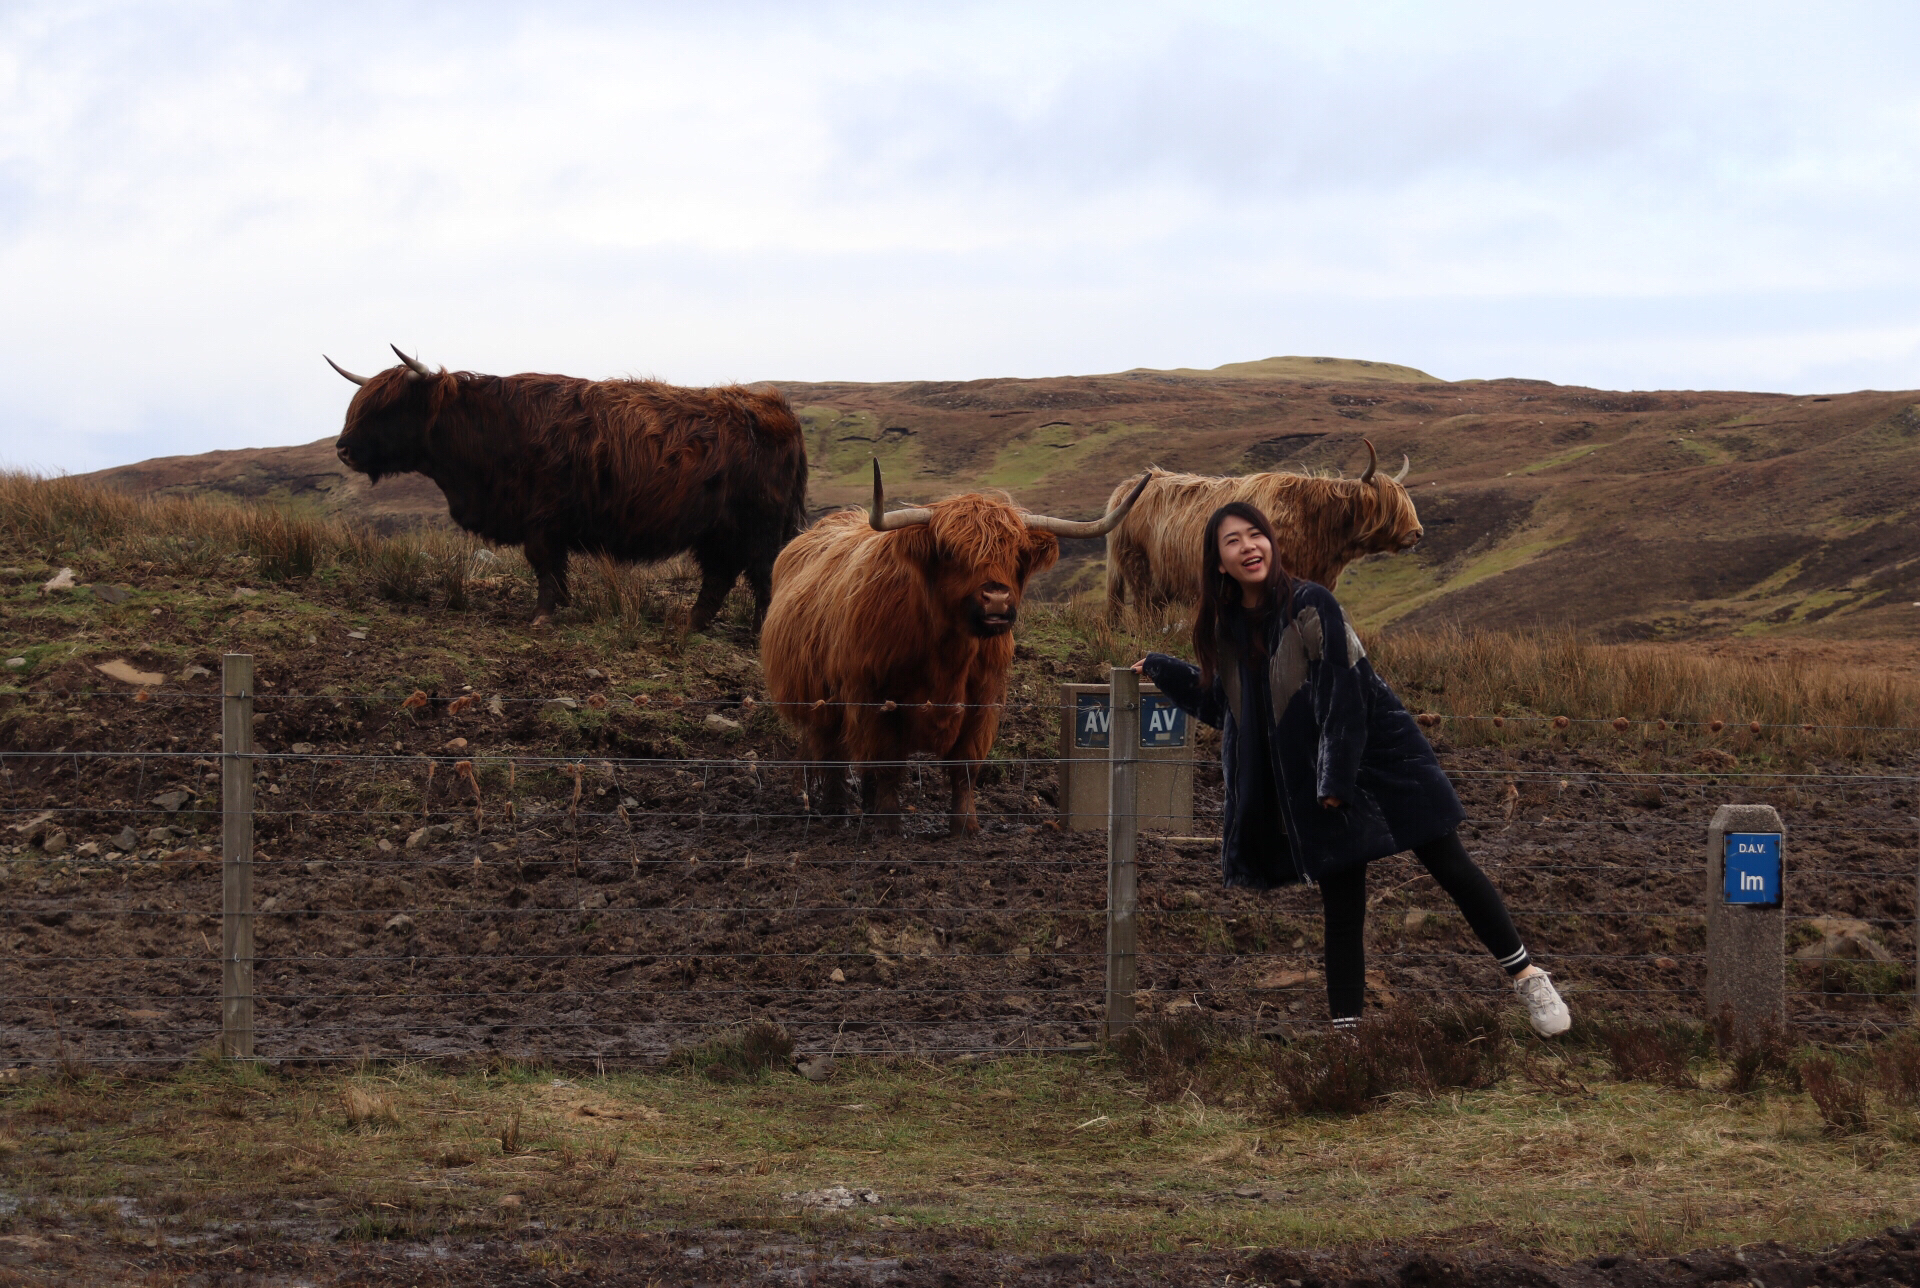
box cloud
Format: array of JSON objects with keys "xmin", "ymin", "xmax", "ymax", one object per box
[{"xmin": 1, "ymin": 0, "xmax": 1917, "ymax": 473}]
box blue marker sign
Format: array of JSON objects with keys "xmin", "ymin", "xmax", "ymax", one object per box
[
  {"xmin": 1074, "ymin": 692, "xmax": 1188, "ymax": 750},
  {"xmin": 1140, "ymin": 695, "xmax": 1188, "ymax": 748},
  {"xmin": 1074, "ymin": 694, "xmax": 1111, "ymax": 749},
  {"xmin": 1723, "ymin": 832, "xmax": 1781, "ymax": 906}
]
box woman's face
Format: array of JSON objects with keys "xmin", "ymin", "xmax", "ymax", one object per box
[{"xmin": 1215, "ymin": 514, "xmax": 1272, "ymax": 593}]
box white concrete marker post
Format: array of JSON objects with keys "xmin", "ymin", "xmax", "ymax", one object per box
[{"xmin": 1705, "ymin": 803, "xmax": 1785, "ymax": 1039}]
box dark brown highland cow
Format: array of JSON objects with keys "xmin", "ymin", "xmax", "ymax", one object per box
[{"xmin": 327, "ymin": 346, "xmax": 809, "ymax": 629}]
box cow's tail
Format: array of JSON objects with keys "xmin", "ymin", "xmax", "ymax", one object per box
[
  {"xmin": 751, "ymin": 392, "xmax": 812, "ymax": 547},
  {"xmin": 781, "ymin": 442, "xmax": 809, "ymax": 545}
]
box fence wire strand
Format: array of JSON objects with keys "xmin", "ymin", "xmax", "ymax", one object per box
[{"xmin": 4, "ymin": 686, "xmax": 1915, "ymax": 1067}]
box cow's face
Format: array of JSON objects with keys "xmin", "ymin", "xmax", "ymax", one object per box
[
  {"xmin": 1368, "ymin": 478, "xmax": 1424, "ymax": 553},
  {"xmin": 334, "ymin": 369, "xmax": 438, "ymax": 482},
  {"xmin": 915, "ymin": 496, "xmax": 1060, "ymax": 639}
]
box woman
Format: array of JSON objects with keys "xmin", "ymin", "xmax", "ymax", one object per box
[{"xmin": 1135, "ymin": 502, "xmax": 1569, "ymax": 1036}]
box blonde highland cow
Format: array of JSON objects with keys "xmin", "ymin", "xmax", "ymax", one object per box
[{"xmin": 1103, "ymin": 440, "xmax": 1424, "ymax": 622}]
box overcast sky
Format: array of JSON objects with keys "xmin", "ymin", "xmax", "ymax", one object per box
[{"xmin": 3, "ymin": 1, "xmax": 1918, "ymax": 474}]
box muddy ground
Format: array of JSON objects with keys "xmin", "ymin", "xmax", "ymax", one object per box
[
  {"xmin": 3, "ymin": 1224, "xmax": 1917, "ymax": 1287},
  {"xmin": 4, "ymin": 666, "xmax": 1915, "ymax": 1068}
]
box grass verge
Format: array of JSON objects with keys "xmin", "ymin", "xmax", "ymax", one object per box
[{"xmin": 3, "ymin": 1036, "xmax": 1918, "ymax": 1259}]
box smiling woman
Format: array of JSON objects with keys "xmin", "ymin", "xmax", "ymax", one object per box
[{"xmin": 1138, "ymin": 501, "xmax": 1571, "ymax": 1038}]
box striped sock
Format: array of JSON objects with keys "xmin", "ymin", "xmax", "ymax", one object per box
[
  {"xmin": 1330, "ymin": 1015, "xmax": 1360, "ymax": 1033},
  {"xmin": 1497, "ymin": 944, "xmax": 1532, "ymax": 977}
]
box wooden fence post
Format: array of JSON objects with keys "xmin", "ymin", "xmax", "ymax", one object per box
[
  {"xmin": 1105, "ymin": 666, "xmax": 1140, "ymax": 1039},
  {"xmin": 221, "ymin": 653, "xmax": 255, "ymax": 1060}
]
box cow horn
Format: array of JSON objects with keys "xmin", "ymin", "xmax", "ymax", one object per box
[
  {"xmin": 869, "ymin": 460, "xmax": 932, "ymax": 531},
  {"xmin": 1392, "ymin": 455, "xmax": 1410, "ymax": 483},
  {"xmin": 324, "ymin": 355, "xmax": 369, "ymax": 387},
  {"xmin": 1023, "ymin": 471, "xmax": 1151, "ymax": 539},
  {"xmin": 1359, "ymin": 438, "xmax": 1378, "ymax": 484},
  {"xmin": 391, "ymin": 344, "xmax": 436, "ymax": 378}
]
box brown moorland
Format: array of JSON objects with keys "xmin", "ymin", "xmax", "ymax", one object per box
[{"xmin": 83, "ymin": 355, "xmax": 1920, "ymax": 642}]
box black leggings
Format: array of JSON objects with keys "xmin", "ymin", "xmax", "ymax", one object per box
[{"xmin": 1319, "ymin": 830, "xmax": 1529, "ymax": 1022}]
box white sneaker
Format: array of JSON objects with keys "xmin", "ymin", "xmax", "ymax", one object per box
[{"xmin": 1515, "ymin": 971, "xmax": 1571, "ymax": 1037}]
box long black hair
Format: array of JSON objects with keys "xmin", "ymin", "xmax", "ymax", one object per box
[{"xmin": 1193, "ymin": 501, "xmax": 1294, "ymax": 688}]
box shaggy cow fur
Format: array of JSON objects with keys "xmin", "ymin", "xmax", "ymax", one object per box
[
  {"xmin": 333, "ymin": 362, "xmax": 808, "ymax": 629},
  {"xmin": 762, "ymin": 494, "xmax": 1061, "ymax": 836},
  {"xmin": 1103, "ymin": 466, "xmax": 1423, "ymax": 620}
]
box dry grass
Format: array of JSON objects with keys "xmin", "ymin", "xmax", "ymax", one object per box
[
  {"xmin": 1, "ymin": 469, "xmax": 384, "ymax": 583},
  {"xmin": 7, "ymin": 468, "xmax": 1918, "ymax": 753},
  {"xmin": 1369, "ymin": 626, "xmax": 1920, "ymax": 758},
  {"xmin": 0, "ymin": 470, "xmax": 714, "ymax": 628},
  {"xmin": 1594, "ymin": 1018, "xmax": 1702, "ymax": 1089},
  {"xmin": 1032, "ymin": 600, "xmax": 1920, "ymax": 757},
  {"xmin": 568, "ymin": 553, "xmax": 712, "ymax": 633},
  {"xmin": 342, "ymin": 1085, "xmax": 401, "ymax": 1129},
  {"xmin": 0, "ymin": 470, "xmax": 762, "ymax": 635},
  {"xmin": 2, "ymin": 1052, "xmax": 1917, "ymax": 1257}
]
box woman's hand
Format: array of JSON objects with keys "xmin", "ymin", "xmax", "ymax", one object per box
[
  {"xmin": 1130, "ymin": 657, "xmax": 1147, "ymax": 674},
  {"xmin": 1320, "ymin": 795, "xmax": 1344, "ymax": 809}
]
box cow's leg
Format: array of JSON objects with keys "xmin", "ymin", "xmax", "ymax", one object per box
[
  {"xmin": 944, "ymin": 706, "xmax": 1001, "ymax": 836},
  {"xmin": 861, "ymin": 765, "xmax": 904, "ymax": 835},
  {"xmin": 945, "ymin": 761, "xmax": 981, "ymax": 837},
  {"xmin": 818, "ymin": 764, "xmax": 850, "ymax": 818},
  {"xmin": 1104, "ymin": 540, "xmax": 1129, "ymax": 625},
  {"xmin": 688, "ymin": 543, "xmax": 745, "ymax": 632},
  {"xmin": 525, "ymin": 537, "xmax": 570, "ymax": 625},
  {"xmin": 801, "ymin": 725, "xmax": 850, "ymax": 818},
  {"xmin": 807, "ymin": 758, "xmax": 851, "ymax": 819},
  {"xmin": 743, "ymin": 552, "xmax": 777, "ymax": 631}
]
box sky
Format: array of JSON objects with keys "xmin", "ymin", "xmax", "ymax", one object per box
[{"xmin": 2, "ymin": 1, "xmax": 1918, "ymax": 474}]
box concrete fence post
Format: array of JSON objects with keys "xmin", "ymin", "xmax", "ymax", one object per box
[
  {"xmin": 1705, "ymin": 803, "xmax": 1784, "ymax": 1038},
  {"xmin": 221, "ymin": 653, "xmax": 255, "ymax": 1060},
  {"xmin": 1056, "ymin": 681, "xmax": 1194, "ymax": 834},
  {"xmin": 1104, "ymin": 666, "xmax": 1140, "ymax": 1039}
]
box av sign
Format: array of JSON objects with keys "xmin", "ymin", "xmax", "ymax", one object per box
[
  {"xmin": 1139, "ymin": 695, "xmax": 1187, "ymax": 748},
  {"xmin": 1073, "ymin": 694, "xmax": 1187, "ymax": 750},
  {"xmin": 1723, "ymin": 832, "xmax": 1782, "ymax": 906},
  {"xmin": 1074, "ymin": 694, "xmax": 1111, "ymax": 749}
]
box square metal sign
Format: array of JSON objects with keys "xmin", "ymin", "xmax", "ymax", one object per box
[
  {"xmin": 1140, "ymin": 695, "xmax": 1188, "ymax": 748},
  {"xmin": 1723, "ymin": 832, "xmax": 1782, "ymax": 906},
  {"xmin": 1074, "ymin": 694, "xmax": 1111, "ymax": 749}
]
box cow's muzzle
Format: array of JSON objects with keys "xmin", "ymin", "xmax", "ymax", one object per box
[
  {"xmin": 336, "ymin": 439, "xmax": 380, "ymax": 481},
  {"xmin": 972, "ymin": 584, "xmax": 1017, "ymax": 635}
]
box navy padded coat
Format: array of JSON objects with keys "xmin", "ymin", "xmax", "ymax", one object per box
[{"xmin": 1142, "ymin": 580, "xmax": 1464, "ymax": 888}]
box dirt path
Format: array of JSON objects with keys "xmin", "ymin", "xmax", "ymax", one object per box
[{"xmin": 5, "ymin": 1224, "xmax": 1918, "ymax": 1286}]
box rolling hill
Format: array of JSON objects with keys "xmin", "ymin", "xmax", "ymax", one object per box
[{"xmin": 80, "ymin": 357, "xmax": 1920, "ymax": 641}]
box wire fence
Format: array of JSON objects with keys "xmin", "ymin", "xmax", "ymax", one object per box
[{"xmin": 2, "ymin": 661, "xmax": 1916, "ymax": 1068}]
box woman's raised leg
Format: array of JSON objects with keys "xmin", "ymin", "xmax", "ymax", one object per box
[{"xmin": 1412, "ymin": 830, "xmax": 1569, "ymax": 1035}]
